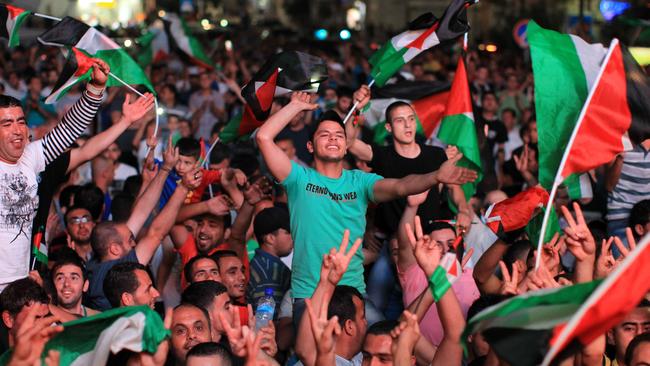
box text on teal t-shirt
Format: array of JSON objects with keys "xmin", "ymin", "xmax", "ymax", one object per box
[{"xmin": 281, "ymin": 161, "xmax": 383, "ymax": 299}]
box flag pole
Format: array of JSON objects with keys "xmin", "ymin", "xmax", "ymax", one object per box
[
  {"xmin": 32, "ymin": 13, "xmax": 62, "ymax": 22},
  {"xmin": 342, "ymin": 78, "xmax": 376, "ymax": 124},
  {"xmin": 534, "ymin": 38, "xmax": 619, "ymax": 269}
]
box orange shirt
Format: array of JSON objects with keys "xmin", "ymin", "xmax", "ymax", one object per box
[{"xmin": 185, "ymin": 169, "xmax": 222, "ymax": 203}]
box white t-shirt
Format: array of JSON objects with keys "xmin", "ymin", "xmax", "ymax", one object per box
[{"xmin": 0, "ymin": 142, "xmax": 46, "ymax": 289}]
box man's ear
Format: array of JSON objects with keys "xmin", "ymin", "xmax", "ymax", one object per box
[
  {"xmin": 2, "ymin": 310, "xmax": 14, "ymax": 329},
  {"xmin": 606, "ymin": 329, "xmax": 615, "ymax": 345},
  {"xmin": 344, "ymin": 318, "xmax": 355, "ymax": 336},
  {"xmin": 635, "ymin": 223, "xmax": 645, "ymax": 237},
  {"xmin": 384, "ymin": 122, "xmax": 393, "ymax": 134},
  {"xmin": 307, "ymin": 141, "xmax": 314, "ymax": 154},
  {"xmin": 83, "ymin": 279, "xmax": 89, "ymax": 293},
  {"xmin": 108, "ymin": 242, "xmax": 121, "ymax": 257},
  {"xmin": 121, "ymin": 292, "xmax": 134, "ymax": 307}
]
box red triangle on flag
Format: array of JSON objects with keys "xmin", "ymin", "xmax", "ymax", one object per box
[
  {"xmin": 448, "ymin": 259, "xmax": 459, "ymax": 277},
  {"xmin": 412, "ymin": 90, "xmax": 450, "ymax": 137},
  {"xmin": 405, "ymin": 23, "xmax": 439, "ymax": 50},
  {"xmin": 72, "ymin": 48, "xmax": 95, "ymax": 77},
  {"xmin": 256, "ymin": 68, "xmax": 279, "ymax": 113},
  {"xmin": 6, "ymin": 5, "xmax": 25, "ymax": 19},
  {"xmin": 444, "ymin": 58, "xmax": 473, "ymax": 117}
]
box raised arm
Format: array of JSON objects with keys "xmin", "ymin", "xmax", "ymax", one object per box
[
  {"xmin": 345, "ymin": 85, "xmax": 373, "ymax": 162},
  {"xmin": 135, "ymin": 167, "xmax": 201, "ymax": 264},
  {"xmin": 126, "ymin": 136, "xmax": 178, "ymax": 236},
  {"xmin": 41, "ymin": 60, "xmax": 108, "ymax": 165},
  {"xmin": 430, "ymin": 285, "xmax": 465, "ymax": 366},
  {"xmin": 68, "ymin": 93, "xmax": 154, "ymax": 172},
  {"xmin": 255, "ymin": 92, "xmax": 317, "ymax": 182},
  {"xmin": 472, "ymin": 239, "xmax": 509, "ymax": 294},
  {"xmin": 227, "ymin": 178, "xmax": 272, "ymax": 258},
  {"xmin": 373, "ymin": 153, "xmax": 478, "ymax": 203}
]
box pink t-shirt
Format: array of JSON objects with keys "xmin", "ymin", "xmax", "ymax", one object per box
[{"xmin": 398, "ymin": 262, "xmax": 480, "ymax": 346}]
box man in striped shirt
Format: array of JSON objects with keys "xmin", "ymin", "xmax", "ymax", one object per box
[
  {"xmin": 606, "ymin": 139, "xmax": 650, "ymax": 245},
  {"xmin": 0, "ymin": 59, "xmax": 108, "ymax": 291}
]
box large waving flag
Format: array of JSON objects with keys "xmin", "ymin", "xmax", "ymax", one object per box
[
  {"xmin": 163, "ymin": 13, "xmax": 212, "ymax": 69},
  {"xmin": 362, "ymin": 80, "xmax": 451, "ymax": 144},
  {"xmin": 369, "ymin": 0, "xmax": 477, "ymax": 87},
  {"xmin": 437, "ymin": 57, "xmax": 482, "ymax": 200},
  {"xmin": 463, "ymin": 232, "xmax": 650, "ymax": 366},
  {"xmin": 38, "ymin": 16, "xmax": 154, "ymax": 94},
  {"xmin": 528, "ymin": 21, "xmax": 608, "ymax": 192},
  {"xmin": 220, "ymin": 51, "xmax": 327, "ymax": 143},
  {"xmin": 0, "ymin": 306, "xmax": 168, "ymax": 366},
  {"xmin": 0, "ymin": 4, "xmax": 29, "ymax": 47}
]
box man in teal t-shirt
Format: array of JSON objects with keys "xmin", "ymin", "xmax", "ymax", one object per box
[{"xmin": 256, "ymin": 92, "xmax": 477, "ymax": 315}]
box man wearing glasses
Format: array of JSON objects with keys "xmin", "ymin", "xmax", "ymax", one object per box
[{"xmin": 64, "ymin": 206, "xmax": 95, "ymax": 262}]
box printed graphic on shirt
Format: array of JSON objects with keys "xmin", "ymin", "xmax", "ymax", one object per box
[
  {"xmin": 0, "ymin": 172, "xmax": 38, "ymax": 242},
  {"xmin": 305, "ymin": 183, "xmax": 358, "ymax": 202}
]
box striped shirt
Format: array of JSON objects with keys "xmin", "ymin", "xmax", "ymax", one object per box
[
  {"xmin": 607, "ymin": 145, "xmax": 650, "ymax": 221},
  {"xmin": 247, "ymin": 248, "xmax": 291, "ymax": 310},
  {"xmin": 0, "ymin": 90, "xmax": 100, "ymax": 290}
]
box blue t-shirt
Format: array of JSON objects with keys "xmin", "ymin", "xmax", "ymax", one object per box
[
  {"xmin": 84, "ymin": 249, "xmax": 139, "ymax": 311},
  {"xmin": 281, "ymin": 161, "xmax": 382, "ymax": 298}
]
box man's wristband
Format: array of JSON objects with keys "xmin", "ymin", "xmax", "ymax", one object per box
[
  {"xmin": 86, "ymin": 83, "xmax": 105, "ymax": 96},
  {"xmin": 428, "ymin": 266, "xmax": 452, "ymax": 302}
]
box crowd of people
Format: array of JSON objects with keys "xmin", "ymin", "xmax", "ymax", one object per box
[{"xmin": 0, "ymin": 15, "xmax": 648, "ymax": 366}]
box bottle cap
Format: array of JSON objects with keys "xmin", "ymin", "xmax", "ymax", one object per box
[{"xmin": 264, "ymin": 288, "xmax": 274, "ymax": 296}]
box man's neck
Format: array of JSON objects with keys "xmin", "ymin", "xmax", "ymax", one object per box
[
  {"xmin": 393, "ymin": 140, "xmax": 420, "ymax": 158},
  {"xmin": 314, "ymin": 159, "xmax": 344, "ymax": 178},
  {"xmin": 74, "ymin": 242, "xmax": 92, "ymax": 261},
  {"xmin": 260, "ymin": 245, "xmax": 279, "ymax": 258},
  {"xmin": 482, "ymin": 111, "xmax": 496, "ymax": 120},
  {"xmin": 62, "ymin": 302, "xmax": 84, "ymax": 317},
  {"xmin": 335, "ymin": 339, "xmax": 359, "ymax": 361}
]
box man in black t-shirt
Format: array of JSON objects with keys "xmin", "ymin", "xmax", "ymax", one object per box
[
  {"xmin": 475, "ymin": 92, "xmax": 506, "ymax": 192},
  {"xmin": 345, "ymin": 85, "xmax": 472, "ymax": 238}
]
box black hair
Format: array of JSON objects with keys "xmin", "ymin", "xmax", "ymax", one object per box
[
  {"xmin": 328, "ymin": 285, "xmax": 364, "ymax": 328},
  {"xmin": 186, "ymin": 342, "xmax": 232, "ymax": 365},
  {"xmin": 0, "ymin": 95, "xmax": 22, "ymax": 109},
  {"xmin": 173, "ymin": 302, "xmax": 212, "ymax": 332},
  {"xmin": 74, "ymin": 183, "xmax": 105, "ymax": 221},
  {"xmin": 309, "ymin": 110, "xmax": 345, "ymax": 142},
  {"xmin": 481, "ymin": 91, "xmax": 497, "ymax": 103},
  {"xmin": 194, "ymin": 212, "xmax": 232, "ymax": 230},
  {"xmin": 161, "ymin": 83, "xmax": 178, "ymax": 98},
  {"xmin": 0, "ymin": 278, "xmax": 49, "ymax": 317},
  {"xmin": 385, "ymin": 101, "xmax": 413, "ymax": 125},
  {"xmin": 230, "ymin": 153, "xmax": 259, "ymax": 177},
  {"xmin": 51, "ymin": 250, "xmax": 87, "ymax": 282},
  {"xmin": 64, "ymin": 205, "xmax": 92, "ymax": 226},
  {"xmin": 467, "ymin": 295, "xmax": 512, "ymax": 322},
  {"xmin": 366, "ymin": 319, "xmax": 399, "ymax": 336},
  {"xmin": 209, "ymin": 143, "xmax": 231, "ymax": 165},
  {"xmin": 625, "ymin": 332, "xmax": 650, "ymax": 366},
  {"xmin": 123, "ymin": 175, "xmax": 142, "ymax": 198},
  {"xmin": 422, "ymin": 221, "xmax": 455, "ymax": 236},
  {"xmin": 59, "ymin": 185, "xmax": 79, "ymax": 210},
  {"xmin": 90, "ymin": 221, "xmax": 122, "ymax": 259},
  {"xmin": 629, "ymin": 200, "xmax": 650, "ymax": 236},
  {"xmin": 210, "ymin": 250, "xmax": 239, "ymax": 270},
  {"xmin": 111, "ymin": 193, "xmax": 134, "ymax": 223},
  {"xmin": 184, "ymin": 255, "xmax": 218, "ymax": 284},
  {"xmin": 181, "ymin": 280, "xmax": 228, "ymax": 312},
  {"xmin": 501, "ymin": 108, "xmax": 517, "ymax": 118},
  {"xmin": 336, "ymin": 86, "xmax": 354, "ymax": 99},
  {"xmin": 103, "ymin": 262, "xmax": 148, "ymax": 309},
  {"xmin": 176, "ymin": 137, "xmax": 201, "ymax": 159}
]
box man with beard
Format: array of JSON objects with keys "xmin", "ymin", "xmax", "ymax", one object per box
[
  {"xmin": 256, "ymin": 92, "xmax": 477, "ymax": 325},
  {"xmin": 51, "ymin": 254, "xmax": 99, "ymax": 317},
  {"xmin": 103, "ymin": 262, "xmax": 160, "ymax": 309},
  {"xmin": 64, "ymin": 206, "xmax": 95, "ymax": 261}
]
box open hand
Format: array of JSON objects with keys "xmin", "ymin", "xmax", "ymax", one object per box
[
  {"xmin": 290, "ymin": 92, "xmax": 318, "ymax": 111},
  {"xmin": 121, "ymin": 93, "xmax": 155, "ymax": 125},
  {"xmin": 435, "ymin": 153, "xmax": 478, "ymax": 185}
]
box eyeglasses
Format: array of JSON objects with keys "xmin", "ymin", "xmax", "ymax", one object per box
[{"xmin": 69, "ymin": 216, "xmax": 92, "ymax": 224}]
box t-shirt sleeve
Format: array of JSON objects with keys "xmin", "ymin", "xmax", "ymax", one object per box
[
  {"xmin": 280, "ymin": 161, "xmax": 303, "ymax": 191},
  {"xmin": 364, "ymin": 171, "xmax": 384, "ymax": 203},
  {"xmin": 367, "ymin": 145, "xmax": 380, "ymax": 170},
  {"xmin": 24, "ymin": 141, "xmax": 46, "ymax": 173}
]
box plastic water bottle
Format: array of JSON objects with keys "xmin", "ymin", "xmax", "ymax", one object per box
[{"xmin": 255, "ymin": 288, "xmax": 276, "ymax": 331}]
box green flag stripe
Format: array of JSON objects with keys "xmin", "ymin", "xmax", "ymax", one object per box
[{"xmin": 94, "ymin": 49, "xmax": 154, "ymax": 92}]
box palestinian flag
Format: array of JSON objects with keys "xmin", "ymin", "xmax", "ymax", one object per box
[
  {"xmin": 0, "ymin": 4, "xmax": 29, "ymax": 47},
  {"xmin": 542, "ymin": 232, "xmax": 650, "ymax": 365},
  {"xmin": 430, "ymin": 252, "xmax": 462, "ymax": 301},
  {"xmin": 219, "ymin": 108, "xmax": 256, "ymax": 143},
  {"xmin": 369, "ymin": 0, "xmax": 477, "ymax": 87},
  {"xmin": 484, "ymin": 186, "xmax": 548, "ymax": 235},
  {"xmin": 0, "ymin": 306, "xmax": 169, "ymax": 366},
  {"xmin": 556, "ymin": 40, "xmax": 650, "ymax": 185},
  {"xmin": 463, "ymin": 233, "xmax": 650, "ymax": 366},
  {"xmin": 31, "ymin": 226, "xmax": 47, "ymax": 265},
  {"xmin": 137, "ymin": 26, "xmax": 170, "ymax": 67},
  {"xmin": 163, "ymin": 12, "xmax": 212, "ymax": 69},
  {"xmin": 362, "ymin": 80, "xmax": 450, "ymax": 145},
  {"xmin": 437, "ymin": 57, "xmax": 482, "ymax": 200},
  {"xmin": 45, "ymin": 48, "xmax": 95, "ymax": 103},
  {"xmin": 38, "ymin": 16, "xmax": 154, "ymax": 96},
  {"xmin": 528, "ymin": 21, "xmax": 608, "ymax": 193}
]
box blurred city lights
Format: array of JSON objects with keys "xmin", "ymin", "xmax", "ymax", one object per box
[
  {"xmin": 486, "ymin": 44, "xmax": 498, "ymax": 52},
  {"xmin": 158, "ymin": 10, "xmax": 166, "ymax": 17},
  {"xmin": 314, "ymin": 28, "xmax": 328, "ymax": 40},
  {"xmin": 339, "ymin": 29, "xmax": 351, "ymax": 40},
  {"xmin": 123, "ymin": 39, "xmax": 132, "ymax": 48},
  {"xmin": 220, "ymin": 19, "xmax": 229, "ymax": 27}
]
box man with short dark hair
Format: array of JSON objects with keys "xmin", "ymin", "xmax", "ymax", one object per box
[
  {"xmin": 362, "ymin": 320, "xmax": 401, "ymax": 365},
  {"xmin": 170, "ymin": 302, "xmax": 213, "ymax": 364},
  {"xmin": 64, "ymin": 206, "xmax": 95, "ymax": 261},
  {"xmin": 606, "ymin": 300, "xmax": 650, "ymax": 366},
  {"xmin": 103, "ymin": 262, "xmax": 160, "ymax": 309},
  {"xmin": 629, "ymin": 199, "xmax": 650, "ymax": 241},
  {"xmin": 211, "ymin": 250, "xmax": 247, "ymax": 303},
  {"xmin": 181, "ymin": 280, "xmax": 232, "ymax": 342},
  {"xmin": 248, "ymin": 206, "xmax": 293, "ymax": 306},
  {"xmin": 184, "ymin": 254, "xmax": 221, "ymax": 285},
  {"xmin": 51, "ymin": 254, "xmax": 98, "ymax": 317},
  {"xmin": 0, "ymin": 278, "xmax": 50, "ymax": 347},
  {"xmin": 625, "ymin": 332, "xmax": 650, "ymax": 366},
  {"xmin": 186, "ymin": 341, "xmax": 233, "ymax": 366}
]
